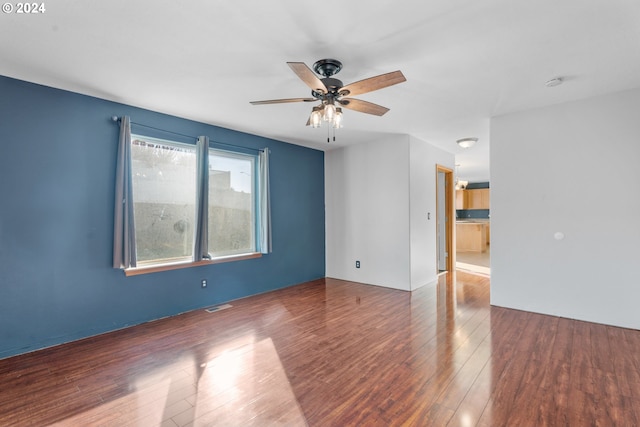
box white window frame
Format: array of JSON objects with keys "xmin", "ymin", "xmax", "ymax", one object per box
[
  {"xmin": 207, "ymin": 148, "xmax": 258, "ymax": 258},
  {"xmin": 130, "ymin": 135, "xmax": 197, "ymax": 267}
]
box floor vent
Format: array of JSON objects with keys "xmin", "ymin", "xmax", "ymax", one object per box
[{"xmin": 205, "ymin": 304, "xmax": 232, "ymax": 313}]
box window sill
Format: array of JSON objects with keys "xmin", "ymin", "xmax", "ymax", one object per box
[{"xmin": 124, "ymin": 252, "xmax": 262, "ymax": 276}]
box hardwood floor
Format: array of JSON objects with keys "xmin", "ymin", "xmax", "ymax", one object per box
[{"xmin": 2, "ymin": 272, "xmax": 640, "ymax": 426}]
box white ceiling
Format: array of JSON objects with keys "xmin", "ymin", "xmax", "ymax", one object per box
[{"xmin": 2, "ymin": 0, "xmax": 640, "ymax": 182}]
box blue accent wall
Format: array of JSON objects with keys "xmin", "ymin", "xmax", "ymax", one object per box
[
  {"xmin": 456, "ymin": 209, "xmax": 490, "ymax": 219},
  {"xmin": 0, "ymin": 76, "xmax": 326, "ymax": 359},
  {"xmin": 465, "ymin": 182, "xmax": 489, "ymax": 190}
]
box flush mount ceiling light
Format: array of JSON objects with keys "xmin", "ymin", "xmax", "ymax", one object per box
[
  {"xmin": 545, "ymin": 77, "xmax": 564, "ymax": 87},
  {"xmin": 456, "ymin": 137, "xmax": 478, "ymax": 148}
]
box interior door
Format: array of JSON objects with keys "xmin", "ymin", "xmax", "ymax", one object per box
[
  {"xmin": 436, "ymin": 165, "xmax": 454, "ymax": 273},
  {"xmin": 437, "ymin": 171, "xmax": 447, "ymax": 271}
]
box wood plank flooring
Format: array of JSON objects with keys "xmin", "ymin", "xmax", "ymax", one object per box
[{"xmin": 2, "ymin": 271, "xmax": 640, "ymax": 426}]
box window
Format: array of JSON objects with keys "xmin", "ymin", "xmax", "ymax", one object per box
[
  {"xmin": 208, "ymin": 149, "xmax": 256, "ymax": 257},
  {"xmin": 131, "ymin": 137, "xmax": 197, "ymax": 264},
  {"xmin": 125, "ymin": 133, "xmax": 266, "ymax": 269}
]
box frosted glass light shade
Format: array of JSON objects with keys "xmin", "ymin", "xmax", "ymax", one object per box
[{"xmin": 456, "ymin": 138, "xmax": 478, "ymax": 148}]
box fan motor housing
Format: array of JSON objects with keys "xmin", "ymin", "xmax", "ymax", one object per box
[
  {"xmin": 313, "ymin": 59, "xmax": 343, "ymax": 77},
  {"xmin": 312, "ymin": 77, "xmax": 344, "ymax": 99}
]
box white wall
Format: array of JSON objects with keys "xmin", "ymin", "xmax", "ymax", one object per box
[
  {"xmin": 409, "ymin": 135, "xmax": 456, "ymax": 290},
  {"xmin": 325, "ymin": 134, "xmax": 455, "ymax": 291},
  {"xmin": 491, "ymin": 88, "xmax": 640, "ymax": 329},
  {"xmin": 325, "ymin": 135, "xmax": 411, "ymax": 290}
]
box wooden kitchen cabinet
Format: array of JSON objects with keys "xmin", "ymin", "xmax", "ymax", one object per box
[
  {"xmin": 456, "ymin": 190, "xmax": 467, "ymax": 209},
  {"xmin": 466, "ymin": 189, "xmax": 490, "ymax": 209},
  {"xmin": 456, "ymin": 222, "xmax": 487, "ymax": 252}
]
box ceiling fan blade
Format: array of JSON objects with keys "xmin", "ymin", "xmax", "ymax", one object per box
[
  {"xmin": 339, "ymin": 70, "xmax": 406, "ymax": 97},
  {"xmin": 287, "ymin": 62, "xmax": 328, "ymax": 94},
  {"xmin": 339, "ymin": 98, "xmax": 390, "ymax": 116},
  {"xmin": 250, "ymin": 97, "xmax": 317, "ymax": 105}
]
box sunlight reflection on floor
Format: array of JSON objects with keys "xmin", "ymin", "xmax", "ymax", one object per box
[
  {"xmin": 187, "ymin": 337, "xmax": 307, "ymax": 426},
  {"xmin": 57, "ymin": 335, "xmax": 307, "ymax": 426}
]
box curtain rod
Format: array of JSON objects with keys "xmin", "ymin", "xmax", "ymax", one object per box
[{"xmin": 111, "ymin": 116, "xmax": 265, "ymax": 153}]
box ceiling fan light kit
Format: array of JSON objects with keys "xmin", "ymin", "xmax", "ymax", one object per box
[
  {"xmin": 310, "ymin": 106, "xmax": 323, "ymax": 128},
  {"xmin": 250, "ymin": 58, "xmax": 406, "ymax": 139},
  {"xmin": 333, "ymin": 107, "xmax": 343, "ymax": 128},
  {"xmin": 324, "ymin": 101, "xmax": 337, "ymax": 122}
]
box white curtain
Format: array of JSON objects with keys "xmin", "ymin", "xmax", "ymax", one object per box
[
  {"xmin": 193, "ymin": 136, "xmax": 210, "ymax": 261},
  {"xmin": 259, "ymin": 148, "xmax": 272, "ymax": 254},
  {"xmin": 112, "ymin": 116, "xmax": 137, "ymax": 269}
]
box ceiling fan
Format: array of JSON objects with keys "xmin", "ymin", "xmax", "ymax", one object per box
[{"xmin": 250, "ymin": 59, "xmax": 406, "ymax": 129}]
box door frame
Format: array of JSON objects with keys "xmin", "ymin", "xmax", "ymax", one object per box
[{"xmin": 436, "ymin": 164, "xmax": 455, "ymax": 272}]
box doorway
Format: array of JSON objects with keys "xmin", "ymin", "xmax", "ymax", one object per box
[{"xmin": 436, "ymin": 165, "xmax": 454, "ymax": 273}]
